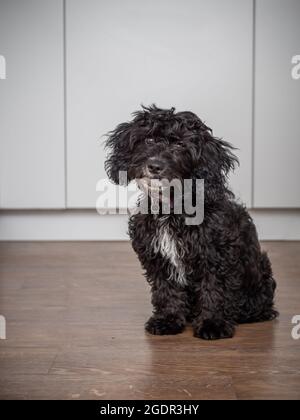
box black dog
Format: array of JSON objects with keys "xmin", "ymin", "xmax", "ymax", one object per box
[{"xmin": 105, "ymin": 105, "xmax": 278, "ymax": 340}]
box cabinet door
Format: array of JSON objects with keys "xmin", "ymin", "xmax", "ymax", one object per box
[
  {"xmin": 66, "ymin": 0, "xmax": 253, "ymax": 208},
  {"xmin": 254, "ymin": 0, "xmax": 300, "ymax": 207},
  {"xmin": 0, "ymin": 0, "xmax": 65, "ymax": 209}
]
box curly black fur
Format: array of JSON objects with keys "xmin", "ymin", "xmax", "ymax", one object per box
[{"xmin": 105, "ymin": 105, "xmax": 278, "ymax": 340}]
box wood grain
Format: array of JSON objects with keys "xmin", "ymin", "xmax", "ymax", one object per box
[{"xmin": 0, "ymin": 241, "xmax": 300, "ymax": 400}]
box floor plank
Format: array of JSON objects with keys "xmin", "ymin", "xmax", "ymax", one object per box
[
  {"xmin": 0, "ymin": 373, "xmax": 235, "ymax": 400},
  {"xmin": 0, "ymin": 241, "xmax": 300, "ymax": 400}
]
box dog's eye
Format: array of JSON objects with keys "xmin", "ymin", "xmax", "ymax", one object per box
[{"xmin": 145, "ymin": 138, "xmax": 155, "ymax": 145}]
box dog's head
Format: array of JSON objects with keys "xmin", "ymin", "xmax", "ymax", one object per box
[{"xmin": 105, "ymin": 105, "xmax": 238, "ymax": 202}]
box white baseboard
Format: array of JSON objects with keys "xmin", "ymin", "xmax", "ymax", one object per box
[
  {"xmin": 0, "ymin": 209, "xmax": 299, "ymax": 241},
  {"xmin": 0, "ymin": 211, "xmax": 129, "ymax": 241}
]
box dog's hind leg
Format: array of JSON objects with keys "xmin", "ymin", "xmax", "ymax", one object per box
[
  {"xmin": 258, "ymin": 252, "xmax": 278, "ymax": 320},
  {"xmin": 238, "ymin": 252, "xmax": 278, "ymax": 324}
]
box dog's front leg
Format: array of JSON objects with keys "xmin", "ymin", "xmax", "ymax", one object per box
[
  {"xmin": 145, "ymin": 277, "xmax": 188, "ymax": 336},
  {"xmin": 192, "ymin": 275, "xmax": 236, "ymax": 340}
]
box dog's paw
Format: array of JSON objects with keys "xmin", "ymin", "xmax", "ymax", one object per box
[
  {"xmin": 194, "ymin": 319, "xmax": 235, "ymax": 340},
  {"xmin": 145, "ymin": 315, "xmax": 185, "ymax": 335}
]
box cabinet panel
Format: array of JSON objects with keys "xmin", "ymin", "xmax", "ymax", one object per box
[
  {"xmin": 254, "ymin": 0, "xmax": 300, "ymax": 207},
  {"xmin": 67, "ymin": 0, "xmax": 253, "ymax": 208},
  {"xmin": 0, "ymin": 0, "xmax": 65, "ymax": 208}
]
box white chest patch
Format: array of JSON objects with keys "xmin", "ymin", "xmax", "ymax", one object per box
[{"xmin": 152, "ymin": 220, "xmax": 186, "ymax": 286}]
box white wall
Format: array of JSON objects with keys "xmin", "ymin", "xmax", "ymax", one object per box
[
  {"xmin": 0, "ymin": 210, "xmax": 300, "ymax": 241},
  {"xmin": 0, "ymin": 0, "xmax": 299, "ymax": 240},
  {"xmin": 0, "ymin": 0, "xmax": 65, "ymax": 209},
  {"xmin": 254, "ymin": 0, "xmax": 300, "ymax": 207},
  {"xmin": 66, "ymin": 0, "xmax": 253, "ymax": 207}
]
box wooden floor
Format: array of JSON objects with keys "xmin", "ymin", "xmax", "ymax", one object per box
[{"xmin": 0, "ymin": 241, "xmax": 299, "ymax": 400}]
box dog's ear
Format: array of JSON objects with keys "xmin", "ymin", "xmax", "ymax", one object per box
[
  {"xmin": 104, "ymin": 121, "xmax": 134, "ymax": 185},
  {"xmin": 194, "ymin": 130, "xmax": 239, "ymax": 203},
  {"xmin": 197, "ymin": 131, "xmax": 239, "ymax": 178}
]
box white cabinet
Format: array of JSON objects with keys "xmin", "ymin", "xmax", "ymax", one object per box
[
  {"xmin": 254, "ymin": 0, "xmax": 300, "ymax": 207},
  {"xmin": 0, "ymin": 0, "xmax": 65, "ymax": 209},
  {"xmin": 66, "ymin": 0, "xmax": 253, "ymax": 208}
]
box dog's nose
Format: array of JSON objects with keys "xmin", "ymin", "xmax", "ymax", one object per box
[{"xmin": 147, "ymin": 158, "xmax": 164, "ymax": 176}]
